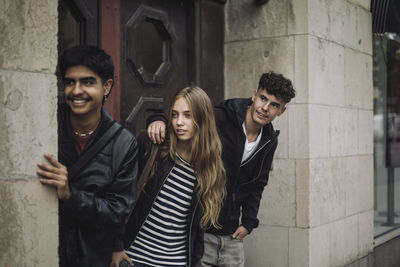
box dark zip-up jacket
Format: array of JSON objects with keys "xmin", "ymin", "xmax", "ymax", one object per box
[
  {"xmin": 147, "ymin": 98, "xmax": 278, "ymax": 236},
  {"xmin": 58, "ymin": 103, "xmax": 138, "ymax": 267},
  {"xmin": 208, "ymin": 98, "xmax": 279, "ymax": 235},
  {"xmin": 121, "ymin": 136, "xmax": 204, "ymax": 266}
]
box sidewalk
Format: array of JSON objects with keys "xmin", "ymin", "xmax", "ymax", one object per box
[{"xmin": 347, "ymin": 235, "xmax": 400, "ymax": 267}]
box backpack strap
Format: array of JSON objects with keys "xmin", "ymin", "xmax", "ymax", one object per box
[{"xmin": 68, "ymin": 122, "xmax": 122, "ymax": 180}]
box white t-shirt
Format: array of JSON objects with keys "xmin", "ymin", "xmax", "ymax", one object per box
[{"xmin": 241, "ymin": 122, "xmax": 263, "ymax": 163}]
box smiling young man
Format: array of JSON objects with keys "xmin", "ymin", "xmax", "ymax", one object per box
[
  {"xmin": 147, "ymin": 72, "xmax": 295, "ymax": 266},
  {"xmin": 36, "ymin": 45, "xmax": 138, "ymax": 267}
]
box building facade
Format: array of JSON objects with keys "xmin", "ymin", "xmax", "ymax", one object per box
[
  {"xmin": 2, "ymin": 0, "xmax": 399, "ymax": 266},
  {"xmin": 228, "ymin": 1, "xmax": 374, "ymax": 266}
]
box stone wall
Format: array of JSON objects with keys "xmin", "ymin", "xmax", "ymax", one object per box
[
  {"xmin": 0, "ymin": 0, "xmax": 58, "ymax": 265},
  {"xmin": 224, "ymin": 0, "xmax": 373, "ymax": 266}
]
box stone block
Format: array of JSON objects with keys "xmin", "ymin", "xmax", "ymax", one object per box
[
  {"xmin": 358, "ymin": 210, "xmax": 373, "ymax": 258},
  {"xmin": 346, "ymin": 260, "xmax": 360, "ymax": 267},
  {"xmin": 308, "ymin": 0, "xmax": 331, "ymax": 41},
  {"xmin": 330, "ymin": 1, "xmax": 354, "ymax": 48},
  {"xmin": 348, "ymin": 0, "xmax": 371, "ymax": 10},
  {"xmin": 289, "ymin": 104, "xmax": 309, "ymax": 159},
  {"xmin": 289, "ymin": 227, "xmax": 309, "ymax": 267},
  {"xmin": 310, "ymin": 215, "xmax": 360, "ymax": 267},
  {"xmin": 354, "ymin": 5, "xmax": 372, "ymax": 55},
  {"xmin": 308, "ymin": 0, "xmax": 372, "ymax": 54},
  {"xmin": 345, "ymin": 156, "xmax": 363, "ymax": 216},
  {"xmin": 309, "ymin": 223, "xmax": 330, "ymax": 267},
  {"xmin": 0, "ymin": 0, "xmax": 58, "ymax": 72},
  {"xmin": 0, "ymin": 179, "xmax": 58, "ymax": 266},
  {"xmin": 330, "ymin": 107, "xmax": 359, "ymax": 157},
  {"xmin": 244, "ymin": 225, "xmax": 289, "ymax": 267},
  {"xmin": 345, "ymin": 155, "xmax": 373, "ymax": 216},
  {"xmin": 258, "ymin": 159, "xmax": 296, "ymax": 227},
  {"xmin": 288, "ymin": 0, "xmax": 308, "ymax": 35},
  {"xmin": 309, "ymin": 36, "xmax": 344, "ymax": 107},
  {"xmin": 329, "ymin": 215, "xmax": 359, "ymax": 266},
  {"xmin": 309, "ymin": 105, "xmax": 330, "ymax": 158},
  {"xmin": 296, "ymin": 159, "xmax": 310, "ymax": 227},
  {"xmin": 225, "ymin": 36, "xmax": 294, "ymax": 99},
  {"xmin": 358, "ymin": 110, "xmax": 373, "ymax": 154},
  {"xmin": 225, "ymin": 0, "xmax": 288, "ymax": 42},
  {"xmin": 309, "ymin": 157, "xmax": 346, "ymax": 227},
  {"xmin": 273, "ymin": 109, "xmax": 289, "ymax": 159},
  {"xmin": 345, "ymin": 48, "xmax": 373, "ymax": 110},
  {"xmin": 294, "ymin": 35, "xmax": 309, "ymax": 104},
  {"xmin": 0, "ymin": 70, "xmax": 57, "ymax": 177}
]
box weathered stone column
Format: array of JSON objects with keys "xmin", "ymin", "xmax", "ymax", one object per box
[
  {"xmin": 0, "ymin": 0, "xmax": 58, "ymax": 265},
  {"xmin": 225, "ymin": 0, "xmax": 373, "ymax": 266}
]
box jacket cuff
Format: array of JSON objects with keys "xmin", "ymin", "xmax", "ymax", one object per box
[
  {"xmin": 62, "ymin": 187, "xmax": 81, "ymax": 210},
  {"xmin": 113, "ymin": 238, "xmax": 125, "ymax": 252},
  {"xmin": 146, "ymin": 113, "xmax": 167, "ymax": 127},
  {"xmin": 241, "ymin": 218, "xmax": 259, "ymax": 234},
  {"xmin": 112, "ymin": 225, "xmax": 126, "ymax": 251}
]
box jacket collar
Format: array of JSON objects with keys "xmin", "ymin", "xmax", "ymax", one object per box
[
  {"xmin": 218, "ymin": 97, "xmax": 277, "ymax": 141},
  {"xmin": 237, "ymin": 98, "xmax": 251, "ymax": 125},
  {"xmin": 58, "ymin": 103, "xmax": 116, "ymax": 165}
]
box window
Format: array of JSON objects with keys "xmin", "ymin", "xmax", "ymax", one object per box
[{"xmin": 373, "ymin": 33, "xmax": 400, "ymax": 237}]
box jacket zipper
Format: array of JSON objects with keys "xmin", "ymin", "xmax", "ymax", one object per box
[
  {"xmin": 188, "ymin": 198, "xmax": 200, "ymax": 267},
  {"xmin": 230, "ymin": 135, "xmax": 275, "ymax": 218},
  {"xmin": 240, "ymin": 139, "xmax": 271, "ymax": 167},
  {"xmin": 240, "ymin": 137, "xmax": 278, "ymax": 186}
]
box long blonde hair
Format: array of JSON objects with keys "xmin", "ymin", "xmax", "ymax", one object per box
[{"xmin": 167, "ymin": 86, "xmax": 226, "ymax": 229}]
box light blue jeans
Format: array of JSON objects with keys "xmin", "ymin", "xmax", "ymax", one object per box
[{"xmin": 196, "ymin": 233, "xmax": 245, "ymax": 267}]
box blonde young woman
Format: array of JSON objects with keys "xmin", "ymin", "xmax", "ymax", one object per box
[{"xmin": 111, "ymin": 87, "xmax": 226, "ymax": 267}]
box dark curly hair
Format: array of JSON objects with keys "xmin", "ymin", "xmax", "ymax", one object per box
[{"xmin": 258, "ymin": 72, "xmax": 295, "ymax": 103}]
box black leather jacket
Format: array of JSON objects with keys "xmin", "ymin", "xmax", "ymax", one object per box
[
  {"xmin": 121, "ymin": 136, "xmax": 204, "ymax": 267},
  {"xmin": 58, "ymin": 104, "xmax": 138, "ymax": 267}
]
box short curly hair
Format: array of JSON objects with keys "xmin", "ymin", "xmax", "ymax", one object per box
[{"xmin": 258, "ymin": 72, "xmax": 295, "ymax": 103}]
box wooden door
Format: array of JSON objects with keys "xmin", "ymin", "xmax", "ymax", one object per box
[
  {"xmin": 58, "ymin": 0, "xmax": 225, "ymax": 129},
  {"xmin": 120, "ymin": 0, "xmax": 195, "ymax": 136},
  {"xmin": 119, "ymin": 0, "xmax": 225, "ymax": 136}
]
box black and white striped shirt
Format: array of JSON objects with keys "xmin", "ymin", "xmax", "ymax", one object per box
[{"xmin": 126, "ymin": 159, "xmax": 196, "ymax": 267}]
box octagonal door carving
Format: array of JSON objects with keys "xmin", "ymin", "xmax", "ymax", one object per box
[
  {"xmin": 121, "ymin": 0, "xmax": 191, "ymax": 136},
  {"xmin": 120, "ymin": 0, "xmax": 224, "ymax": 136}
]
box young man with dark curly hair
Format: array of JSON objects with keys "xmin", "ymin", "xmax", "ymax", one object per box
[{"xmin": 147, "ymin": 72, "xmax": 295, "ymax": 266}]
